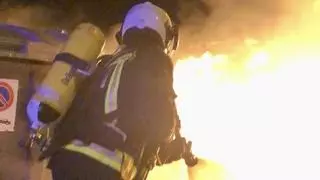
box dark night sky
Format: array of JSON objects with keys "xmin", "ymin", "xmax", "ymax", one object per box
[{"xmin": 0, "ymin": 0, "xmax": 211, "ymax": 31}]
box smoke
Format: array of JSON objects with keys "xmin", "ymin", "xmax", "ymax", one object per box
[
  {"xmin": 175, "ymin": 0, "xmax": 316, "ymax": 59},
  {"xmin": 0, "ymin": 0, "xmax": 316, "ymax": 57}
]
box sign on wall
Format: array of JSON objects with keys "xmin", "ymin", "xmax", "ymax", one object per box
[{"xmin": 0, "ymin": 79, "xmax": 19, "ymax": 132}]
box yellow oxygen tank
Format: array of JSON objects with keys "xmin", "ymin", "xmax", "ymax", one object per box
[{"xmin": 27, "ymin": 23, "xmax": 105, "ymax": 129}]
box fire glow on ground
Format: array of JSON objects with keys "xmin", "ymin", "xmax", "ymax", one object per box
[{"xmin": 148, "ymin": 1, "xmax": 320, "ymax": 180}]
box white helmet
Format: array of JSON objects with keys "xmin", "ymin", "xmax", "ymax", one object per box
[{"xmin": 116, "ymin": 1, "xmax": 179, "ymax": 55}]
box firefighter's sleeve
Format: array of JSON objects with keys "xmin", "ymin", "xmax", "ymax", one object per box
[{"xmin": 119, "ymin": 56, "xmax": 176, "ymax": 145}]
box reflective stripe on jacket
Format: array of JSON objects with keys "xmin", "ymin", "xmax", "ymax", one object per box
[{"xmin": 64, "ymin": 139, "xmax": 137, "ymax": 180}]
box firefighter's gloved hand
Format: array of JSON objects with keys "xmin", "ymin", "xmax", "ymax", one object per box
[{"xmin": 157, "ymin": 137, "xmax": 186, "ymax": 165}]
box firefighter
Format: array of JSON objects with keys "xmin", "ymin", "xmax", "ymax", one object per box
[{"xmin": 40, "ymin": 2, "xmax": 193, "ymax": 179}]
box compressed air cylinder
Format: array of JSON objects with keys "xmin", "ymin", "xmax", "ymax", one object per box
[{"xmin": 27, "ymin": 23, "xmax": 105, "ymax": 129}]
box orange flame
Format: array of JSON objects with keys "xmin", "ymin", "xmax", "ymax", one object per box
[{"xmin": 148, "ymin": 2, "xmax": 320, "ymax": 180}]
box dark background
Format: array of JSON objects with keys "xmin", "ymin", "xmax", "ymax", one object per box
[
  {"xmin": 0, "ymin": 0, "xmax": 312, "ymax": 59},
  {"xmin": 0, "ymin": 0, "xmax": 211, "ymax": 31}
]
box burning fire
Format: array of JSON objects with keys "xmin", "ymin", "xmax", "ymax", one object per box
[
  {"xmin": 149, "ymin": 2, "xmax": 320, "ymax": 180},
  {"xmin": 172, "ymin": 47, "xmax": 320, "ymax": 180}
]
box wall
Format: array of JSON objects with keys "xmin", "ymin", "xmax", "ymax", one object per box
[{"xmin": 0, "ymin": 58, "xmax": 51, "ymax": 180}]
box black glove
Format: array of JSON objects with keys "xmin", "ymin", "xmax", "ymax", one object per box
[
  {"xmin": 157, "ymin": 137, "xmax": 187, "ymax": 165},
  {"xmin": 182, "ymin": 141, "xmax": 198, "ymax": 167}
]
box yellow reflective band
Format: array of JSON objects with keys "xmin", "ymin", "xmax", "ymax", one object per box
[
  {"xmin": 104, "ymin": 60, "xmax": 125, "ymax": 114},
  {"xmin": 104, "ymin": 52, "xmax": 135, "ymax": 114},
  {"xmin": 64, "ymin": 143, "xmax": 122, "ymax": 172}
]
